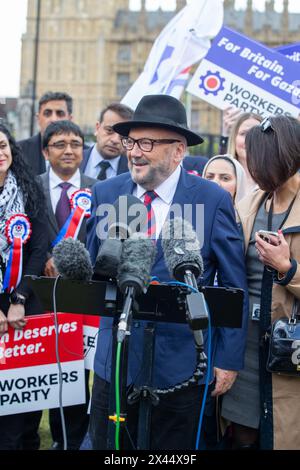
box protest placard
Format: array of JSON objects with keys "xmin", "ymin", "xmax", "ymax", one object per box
[
  {"xmin": 0, "ymin": 313, "xmax": 85, "ymax": 415},
  {"xmin": 276, "ymin": 43, "xmax": 300, "ymax": 63},
  {"xmin": 187, "ymin": 26, "xmax": 300, "ymax": 116},
  {"xmin": 83, "ymin": 314, "xmax": 100, "ymax": 371}
]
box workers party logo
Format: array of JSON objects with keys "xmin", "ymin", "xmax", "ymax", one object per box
[{"xmin": 199, "ymin": 70, "xmax": 225, "ymax": 96}]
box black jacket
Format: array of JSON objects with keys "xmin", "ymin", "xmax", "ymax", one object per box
[
  {"xmin": 18, "ymin": 133, "xmax": 46, "ymax": 176},
  {"xmin": 182, "ymin": 155, "xmax": 209, "ymax": 176}
]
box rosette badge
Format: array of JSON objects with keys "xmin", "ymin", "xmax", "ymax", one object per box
[
  {"xmin": 3, "ymin": 214, "xmax": 32, "ymax": 292},
  {"xmin": 5, "ymin": 214, "xmax": 32, "ymax": 244},
  {"xmin": 70, "ymin": 189, "xmax": 92, "ymax": 219},
  {"xmin": 52, "ymin": 188, "xmax": 92, "ymax": 246}
]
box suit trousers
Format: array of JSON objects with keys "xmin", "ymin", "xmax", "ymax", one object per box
[{"xmin": 89, "ymin": 374, "xmax": 204, "ymax": 450}]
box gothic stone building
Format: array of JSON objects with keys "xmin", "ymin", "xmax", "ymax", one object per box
[{"xmin": 18, "ymin": 0, "xmax": 300, "ymax": 143}]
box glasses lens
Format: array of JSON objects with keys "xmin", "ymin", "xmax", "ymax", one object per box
[
  {"xmin": 53, "ymin": 142, "xmax": 66, "ymax": 149},
  {"xmin": 122, "ymin": 138, "xmax": 131, "ymax": 149},
  {"xmin": 70, "ymin": 142, "xmax": 82, "ymax": 149},
  {"xmin": 122, "ymin": 138, "xmax": 153, "ymax": 151},
  {"xmin": 139, "ymin": 139, "xmax": 152, "ymax": 152},
  {"xmin": 51, "ymin": 142, "xmax": 82, "ymax": 150}
]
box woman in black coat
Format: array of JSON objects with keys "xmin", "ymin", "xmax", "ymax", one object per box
[{"xmin": 0, "ymin": 124, "xmax": 48, "ymax": 449}]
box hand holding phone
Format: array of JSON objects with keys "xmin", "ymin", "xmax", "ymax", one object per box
[{"xmin": 257, "ymin": 230, "xmax": 280, "ymax": 245}]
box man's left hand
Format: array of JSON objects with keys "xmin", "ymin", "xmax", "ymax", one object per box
[{"xmin": 211, "ymin": 367, "xmax": 238, "ymax": 397}]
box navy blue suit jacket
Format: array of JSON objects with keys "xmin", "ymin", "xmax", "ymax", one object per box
[
  {"xmin": 81, "ymin": 145, "xmax": 129, "ymax": 176},
  {"xmin": 182, "ymin": 155, "xmax": 209, "ymax": 176},
  {"xmin": 87, "ymin": 169, "xmax": 248, "ymax": 388}
]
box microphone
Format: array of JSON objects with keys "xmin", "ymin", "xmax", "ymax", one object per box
[
  {"xmin": 53, "ymin": 237, "xmax": 93, "ymax": 281},
  {"xmin": 94, "ymin": 194, "xmax": 147, "ymax": 279},
  {"xmin": 116, "ymin": 233, "xmax": 157, "ymax": 342},
  {"xmin": 161, "ymin": 217, "xmax": 208, "ymax": 330}
]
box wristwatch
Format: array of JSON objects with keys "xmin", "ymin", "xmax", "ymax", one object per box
[{"xmin": 9, "ymin": 291, "xmax": 26, "ymax": 305}]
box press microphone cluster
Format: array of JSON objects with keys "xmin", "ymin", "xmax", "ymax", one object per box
[
  {"xmin": 162, "ymin": 217, "xmax": 209, "ymax": 331},
  {"xmin": 52, "ymin": 196, "xmax": 156, "ymax": 344},
  {"xmin": 94, "ymin": 195, "xmax": 147, "ymax": 279},
  {"xmin": 117, "ymin": 233, "xmax": 157, "ymax": 343},
  {"xmin": 53, "ymin": 238, "xmax": 93, "ymax": 281}
]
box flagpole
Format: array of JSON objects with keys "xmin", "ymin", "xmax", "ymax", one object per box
[
  {"xmin": 160, "ymin": 0, "xmax": 208, "ymax": 95},
  {"xmin": 184, "ymin": 89, "xmax": 192, "ymax": 128},
  {"xmin": 30, "ymin": 0, "xmax": 41, "ymax": 136}
]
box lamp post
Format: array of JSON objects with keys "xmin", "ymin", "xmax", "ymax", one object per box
[{"xmin": 30, "ymin": 0, "xmax": 41, "ymax": 136}]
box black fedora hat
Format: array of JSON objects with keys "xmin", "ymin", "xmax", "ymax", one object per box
[{"xmin": 113, "ymin": 94, "xmax": 204, "ymax": 146}]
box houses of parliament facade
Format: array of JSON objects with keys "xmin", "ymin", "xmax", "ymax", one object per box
[{"xmin": 18, "ymin": 0, "xmax": 300, "ymax": 140}]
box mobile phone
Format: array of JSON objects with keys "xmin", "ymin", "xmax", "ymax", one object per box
[{"xmin": 258, "ymin": 230, "xmax": 280, "ymax": 244}]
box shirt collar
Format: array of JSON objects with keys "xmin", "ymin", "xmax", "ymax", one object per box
[
  {"xmin": 136, "ymin": 165, "xmax": 181, "ymax": 204},
  {"xmin": 49, "ymin": 167, "xmax": 81, "ymax": 189}
]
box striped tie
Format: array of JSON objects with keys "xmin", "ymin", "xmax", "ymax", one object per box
[{"xmin": 143, "ymin": 191, "xmax": 157, "ymax": 239}]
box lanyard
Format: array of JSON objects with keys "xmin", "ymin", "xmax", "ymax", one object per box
[{"xmin": 267, "ymin": 193, "xmax": 297, "ymax": 231}]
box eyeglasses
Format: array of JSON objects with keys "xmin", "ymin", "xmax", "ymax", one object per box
[
  {"xmin": 121, "ymin": 137, "xmax": 182, "ymax": 152},
  {"xmin": 260, "ymin": 117, "xmax": 274, "ymax": 133},
  {"xmin": 47, "ymin": 141, "xmax": 83, "ymax": 150}
]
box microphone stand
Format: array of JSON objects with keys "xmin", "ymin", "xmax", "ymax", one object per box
[
  {"xmin": 108, "ymin": 285, "xmax": 137, "ymax": 450},
  {"xmin": 117, "ymin": 286, "xmax": 135, "ymax": 343}
]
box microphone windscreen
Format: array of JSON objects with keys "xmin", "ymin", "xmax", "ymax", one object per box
[
  {"xmin": 108, "ymin": 194, "xmax": 147, "ymax": 239},
  {"xmin": 161, "ymin": 217, "xmax": 203, "ymax": 280},
  {"xmin": 53, "ymin": 238, "xmax": 93, "ymax": 281},
  {"xmin": 117, "ymin": 233, "xmax": 157, "ymax": 294},
  {"xmin": 94, "ymin": 238, "xmax": 123, "ymax": 278}
]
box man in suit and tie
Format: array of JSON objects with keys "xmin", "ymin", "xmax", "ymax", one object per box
[
  {"xmin": 19, "ymin": 91, "xmax": 73, "ymax": 176},
  {"xmin": 86, "ymin": 94, "xmax": 248, "ymax": 450},
  {"xmin": 38, "ymin": 120, "xmax": 96, "ymax": 449},
  {"xmin": 40, "ymin": 120, "xmax": 96, "ymax": 277},
  {"xmin": 81, "ymin": 102, "xmax": 133, "ymax": 180}
]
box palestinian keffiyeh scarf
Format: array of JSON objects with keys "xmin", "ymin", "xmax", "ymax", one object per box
[{"xmin": 0, "ymin": 171, "xmax": 25, "ymax": 291}]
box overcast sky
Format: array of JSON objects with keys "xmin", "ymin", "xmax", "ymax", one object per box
[{"xmin": 1, "ymin": 0, "xmax": 300, "ymax": 98}]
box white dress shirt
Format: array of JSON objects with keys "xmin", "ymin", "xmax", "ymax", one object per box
[
  {"xmin": 49, "ymin": 168, "xmax": 81, "ymax": 213},
  {"xmin": 134, "ymin": 165, "xmax": 181, "ymax": 239},
  {"xmin": 84, "ymin": 144, "xmax": 120, "ymax": 179}
]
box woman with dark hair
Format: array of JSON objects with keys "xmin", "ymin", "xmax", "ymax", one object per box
[
  {"xmin": 221, "ymin": 115, "xmax": 300, "ymax": 450},
  {"xmin": 0, "ymin": 124, "xmax": 47, "ymax": 449}
]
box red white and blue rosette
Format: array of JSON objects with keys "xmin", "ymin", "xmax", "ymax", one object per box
[
  {"xmin": 52, "ymin": 188, "xmax": 92, "ymax": 247},
  {"xmin": 3, "ymin": 214, "xmax": 31, "ymax": 293}
]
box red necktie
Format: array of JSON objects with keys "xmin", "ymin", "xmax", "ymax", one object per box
[{"xmin": 143, "ymin": 191, "xmax": 157, "ymax": 238}]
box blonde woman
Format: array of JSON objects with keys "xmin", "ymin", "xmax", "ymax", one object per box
[{"xmin": 227, "ymin": 113, "xmax": 263, "ymax": 193}]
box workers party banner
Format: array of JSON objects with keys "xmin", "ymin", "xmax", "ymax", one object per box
[
  {"xmin": 276, "ymin": 42, "xmax": 300, "ymax": 63},
  {"xmin": 0, "ymin": 313, "xmax": 85, "ymax": 416},
  {"xmin": 187, "ymin": 26, "xmax": 300, "ymax": 117}
]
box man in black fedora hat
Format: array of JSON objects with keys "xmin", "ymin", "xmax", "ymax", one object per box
[{"xmin": 86, "ymin": 94, "xmax": 248, "ymax": 450}]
